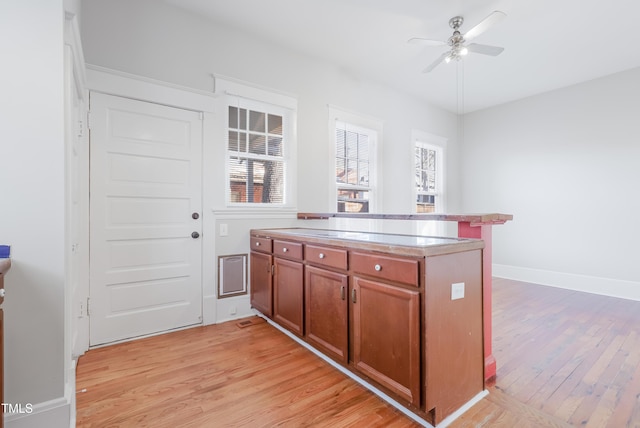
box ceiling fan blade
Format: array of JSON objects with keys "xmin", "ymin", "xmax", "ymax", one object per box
[
  {"xmin": 408, "ymin": 37, "xmax": 446, "ymax": 47},
  {"xmin": 467, "ymin": 43, "xmax": 504, "ymax": 56},
  {"xmin": 463, "ymin": 10, "xmax": 506, "ymax": 41},
  {"xmin": 422, "ymin": 51, "xmax": 449, "ymax": 73}
]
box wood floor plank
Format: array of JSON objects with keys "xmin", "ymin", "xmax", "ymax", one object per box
[{"xmin": 77, "ymin": 278, "xmax": 640, "ymax": 427}]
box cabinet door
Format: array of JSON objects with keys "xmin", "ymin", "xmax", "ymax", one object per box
[
  {"xmin": 250, "ymin": 251, "xmax": 273, "ymax": 317},
  {"xmin": 305, "ymin": 266, "xmax": 348, "ymax": 363},
  {"xmin": 274, "ymin": 257, "xmax": 304, "ymax": 336},
  {"xmin": 352, "ymin": 276, "xmax": 421, "ymax": 406}
]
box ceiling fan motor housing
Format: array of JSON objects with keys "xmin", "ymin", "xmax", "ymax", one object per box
[{"xmin": 449, "ymin": 16, "xmax": 464, "ymax": 30}]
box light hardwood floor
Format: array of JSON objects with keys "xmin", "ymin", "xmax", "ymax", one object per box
[{"xmin": 76, "ymin": 278, "xmax": 640, "ymax": 427}]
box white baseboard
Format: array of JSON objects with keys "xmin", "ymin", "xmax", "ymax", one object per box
[
  {"xmin": 215, "ymin": 296, "xmax": 254, "ymax": 324},
  {"xmin": 204, "ymin": 294, "xmax": 258, "ymax": 325},
  {"xmin": 203, "ymin": 294, "xmax": 217, "ymax": 325},
  {"xmin": 4, "ymin": 396, "xmax": 70, "ymax": 428},
  {"xmin": 493, "ymin": 264, "xmax": 640, "ymax": 301}
]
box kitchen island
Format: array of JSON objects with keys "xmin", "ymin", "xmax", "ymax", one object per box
[{"xmin": 249, "ymin": 228, "xmax": 485, "ymax": 425}]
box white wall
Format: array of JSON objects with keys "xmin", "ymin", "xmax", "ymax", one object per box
[
  {"xmin": 80, "ymin": 0, "xmax": 461, "ymax": 217},
  {"xmin": 0, "ymin": 0, "xmax": 70, "ymax": 426},
  {"xmin": 462, "ymin": 67, "xmax": 640, "ymax": 299},
  {"xmin": 80, "ymin": 0, "xmax": 463, "ymax": 322}
]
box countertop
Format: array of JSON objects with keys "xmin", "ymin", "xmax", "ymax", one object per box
[
  {"xmin": 251, "ymin": 228, "xmax": 484, "ymax": 257},
  {"xmin": 297, "ymin": 212, "xmax": 513, "ymax": 225}
]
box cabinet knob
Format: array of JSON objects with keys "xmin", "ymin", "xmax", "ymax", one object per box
[
  {"xmin": 374, "ymin": 264, "xmax": 382, "ymax": 271},
  {"xmin": 255, "ymin": 242, "xmax": 261, "ymax": 246},
  {"xmin": 319, "ymin": 253, "xmax": 325, "ymax": 259},
  {"xmin": 282, "ymin": 247, "xmax": 288, "ymax": 253}
]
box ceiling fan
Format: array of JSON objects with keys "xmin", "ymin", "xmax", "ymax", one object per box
[{"xmin": 409, "ymin": 11, "xmax": 506, "ymax": 73}]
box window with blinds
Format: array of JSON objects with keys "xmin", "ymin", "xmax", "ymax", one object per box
[
  {"xmin": 335, "ymin": 122, "xmax": 375, "ymax": 213},
  {"xmin": 415, "ymin": 142, "xmax": 440, "ymax": 213},
  {"xmin": 227, "ymin": 105, "xmax": 286, "ymax": 204}
]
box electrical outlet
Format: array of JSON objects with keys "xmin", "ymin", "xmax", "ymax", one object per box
[
  {"xmin": 229, "ymin": 306, "xmax": 237, "ymax": 315},
  {"xmin": 219, "ymin": 223, "xmax": 228, "ymax": 236},
  {"xmin": 451, "ymin": 282, "xmax": 465, "ymax": 300}
]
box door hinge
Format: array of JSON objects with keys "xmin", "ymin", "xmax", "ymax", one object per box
[
  {"xmin": 86, "ymin": 111, "xmax": 91, "ymax": 130},
  {"xmin": 199, "ymin": 111, "xmax": 204, "ymax": 120},
  {"xmin": 271, "ymin": 265, "xmax": 275, "ymax": 276},
  {"xmin": 86, "ymin": 297, "xmax": 90, "ymax": 316}
]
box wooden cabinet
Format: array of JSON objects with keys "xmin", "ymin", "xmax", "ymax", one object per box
[
  {"xmin": 249, "ymin": 251, "xmax": 273, "ymax": 317},
  {"xmin": 352, "ymin": 276, "xmax": 421, "ymax": 406},
  {"xmin": 273, "ymin": 239, "xmax": 303, "ymax": 260},
  {"xmin": 351, "ymin": 251, "xmax": 419, "ymax": 287},
  {"xmin": 305, "ymin": 244, "xmax": 348, "ymax": 270},
  {"xmin": 250, "ymin": 229, "xmax": 484, "ymax": 426},
  {"xmin": 271, "ymin": 239, "xmax": 304, "ymax": 336},
  {"xmin": 273, "ymin": 257, "xmax": 304, "ymax": 336},
  {"xmin": 0, "ymin": 258, "xmax": 10, "ymax": 428},
  {"xmin": 305, "ymin": 265, "xmax": 348, "ymax": 363}
]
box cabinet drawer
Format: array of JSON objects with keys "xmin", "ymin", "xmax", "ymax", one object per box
[
  {"xmin": 305, "ymin": 245, "xmax": 348, "ymax": 270},
  {"xmin": 273, "ymin": 240, "xmax": 303, "ymax": 261},
  {"xmin": 251, "ymin": 236, "xmax": 272, "ymax": 253},
  {"xmin": 351, "ymin": 251, "xmax": 419, "ymax": 287}
]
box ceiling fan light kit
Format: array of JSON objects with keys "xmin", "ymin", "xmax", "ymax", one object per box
[{"xmin": 410, "ymin": 11, "xmax": 506, "ymax": 73}]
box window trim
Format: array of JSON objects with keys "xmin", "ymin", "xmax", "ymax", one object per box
[
  {"xmin": 329, "ymin": 106, "xmax": 383, "ymax": 213},
  {"xmin": 221, "ymin": 87, "xmax": 297, "ymax": 209}
]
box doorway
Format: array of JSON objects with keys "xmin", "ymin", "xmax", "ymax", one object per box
[{"xmin": 89, "ymin": 92, "xmax": 203, "ymax": 346}]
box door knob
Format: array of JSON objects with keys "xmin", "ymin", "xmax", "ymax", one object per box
[
  {"xmin": 192, "ymin": 212, "xmax": 200, "ymax": 219},
  {"xmin": 191, "ymin": 231, "xmax": 200, "ymax": 239}
]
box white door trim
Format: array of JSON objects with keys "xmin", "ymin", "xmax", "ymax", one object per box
[
  {"xmin": 86, "ymin": 68, "xmax": 223, "ymax": 337},
  {"xmin": 86, "ymin": 65, "xmax": 218, "ymax": 113}
]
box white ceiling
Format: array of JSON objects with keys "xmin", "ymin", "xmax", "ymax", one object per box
[{"xmin": 165, "ymin": 0, "xmax": 640, "ymax": 113}]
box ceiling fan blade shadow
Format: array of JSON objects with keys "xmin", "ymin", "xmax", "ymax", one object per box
[
  {"xmin": 463, "ymin": 10, "xmax": 506, "ymax": 41},
  {"xmin": 408, "ymin": 37, "xmax": 446, "ymax": 47},
  {"xmin": 423, "ymin": 51, "xmax": 449, "ymax": 73},
  {"xmin": 467, "ymin": 43, "xmax": 504, "ymax": 56}
]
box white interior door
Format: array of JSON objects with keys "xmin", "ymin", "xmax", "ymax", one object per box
[{"xmin": 89, "ymin": 92, "xmax": 203, "ymax": 346}]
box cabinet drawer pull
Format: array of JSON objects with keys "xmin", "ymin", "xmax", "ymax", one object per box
[
  {"xmin": 352, "ymin": 288, "xmax": 357, "ymax": 303},
  {"xmin": 340, "ymin": 285, "xmax": 345, "ymax": 300},
  {"xmin": 374, "ymin": 264, "xmax": 382, "ymax": 271},
  {"xmin": 282, "ymin": 247, "xmax": 288, "ymax": 253},
  {"xmin": 319, "ymin": 253, "xmax": 325, "ymax": 259}
]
